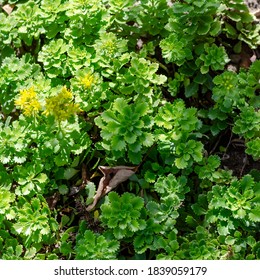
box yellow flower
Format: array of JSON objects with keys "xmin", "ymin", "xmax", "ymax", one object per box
[
  {"xmin": 105, "ymin": 40, "xmax": 116, "ymax": 55},
  {"xmin": 15, "ymin": 87, "xmax": 41, "ymax": 117},
  {"xmin": 44, "ymin": 87, "xmax": 80, "ymax": 122},
  {"xmin": 80, "ymin": 72, "xmax": 95, "ymax": 89}
]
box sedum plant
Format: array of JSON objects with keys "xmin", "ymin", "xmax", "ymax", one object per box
[
  {"xmin": 75, "ymin": 222, "xmax": 119, "ymax": 260},
  {"xmin": 0, "ymin": 189, "xmax": 15, "ymax": 219},
  {"xmin": 195, "ymin": 43, "xmax": 230, "ymax": 74},
  {"xmin": 13, "ymin": 163, "xmax": 48, "ymax": 197},
  {"xmin": 245, "ymin": 138, "xmax": 260, "ymax": 160},
  {"xmin": 206, "ymin": 175, "xmax": 260, "ymax": 236},
  {"xmin": 133, "ymin": 218, "xmax": 167, "ymax": 254},
  {"xmin": 133, "ymin": 174, "xmax": 189, "ymax": 256},
  {"xmin": 70, "ymin": 68, "xmax": 110, "ymax": 113},
  {"xmin": 38, "ymin": 39, "xmax": 69, "ymax": 78},
  {"xmin": 212, "ymin": 71, "xmax": 244, "ymax": 113},
  {"xmin": 0, "ymin": 54, "xmax": 41, "ymax": 114},
  {"xmin": 93, "ymin": 31, "xmax": 129, "ymax": 75},
  {"xmin": 95, "ymin": 97, "xmax": 154, "ymax": 164},
  {"xmin": 0, "ymin": 0, "xmax": 259, "ymax": 261},
  {"xmin": 3, "ymin": 1, "xmax": 44, "ymax": 47},
  {"xmin": 118, "ymin": 56, "xmax": 167, "ymax": 97},
  {"xmin": 0, "ymin": 117, "xmax": 32, "ymax": 165},
  {"xmin": 155, "ymin": 99, "xmax": 203, "ymax": 169},
  {"xmin": 43, "ymin": 86, "xmax": 80, "ymax": 122},
  {"xmin": 100, "ymin": 192, "xmax": 146, "ymax": 239},
  {"xmin": 160, "ymin": 33, "xmax": 193, "ymax": 66},
  {"xmin": 12, "ymin": 195, "xmax": 59, "ymax": 248},
  {"xmin": 233, "ymin": 106, "xmax": 260, "ymax": 139}
]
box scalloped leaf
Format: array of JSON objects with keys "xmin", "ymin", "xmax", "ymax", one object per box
[{"xmin": 249, "ymin": 209, "xmax": 260, "ymax": 222}]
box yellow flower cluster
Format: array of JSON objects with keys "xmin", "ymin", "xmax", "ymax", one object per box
[
  {"xmin": 80, "ymin": 72, "xmax": 95, "ymax": 89},
  {"xmin": 15, "ymin": 87, "xmax": 41, "ymax": 117},
  {"xmin": 223, "ymin": 78, "xmax": 234, "ymax": 91},
  {"xmin": 104, "ymin": 40, "xmax": 116, "ymax": 55},
  {"xmin": 44, "ymin": 87, "xmax": 80, "ymax": 122}
]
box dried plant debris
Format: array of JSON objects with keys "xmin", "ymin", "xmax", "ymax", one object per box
[
  {"xmin": 1, "ymin": 4, "xmax": 15, "ymax": 15},
  {"xmin": 245, "ymin": 0, "xmax": 260, "ymax": 17},
  {"xmin": 86, "ymin": 166, "xmax": 137, "ymax": 212}
]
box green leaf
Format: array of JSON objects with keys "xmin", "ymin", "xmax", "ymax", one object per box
[
  {"xmin": 128, "ymin": 220, "xmax": 140, "ymax": 232},
  {"xmin": 128, "ymin": 150, "xmax": 142, "ymax": 164},
  {"xmin": 59, "ymin": 184, "xmax": 69, "ymax": 195},
  {"xmin": 173, "ymin": 3, "xmax": 193, "ymax": 14},
  {"xmin": 146, "ymin": 201, "xmax": 160, "ymax": 216},
  {"xmin": 197, "ymin": 22, "xmax": 211, "ymax": 35},
  {"xmin": 102, "ymin": 111, "xmax": 119, "ymax": 123},
  {"xmin": 142, "ymin": 133, "xmax": 154, "ymax": 147},
  {"xmin": 175, "ymin": 157, "xmax": 188, "ymax": 169},
  {"xmin": 113, "ymin": 227, "xmax": 125, "ymax": 239},
  {"xmin": 134, "ymin": 103, "xmax": 148, "ymax": 116},
  {"xmin": 131, "ymin": 196, "xmax": 144, "ymax": 210},
  {"xmin": 124, "ymin": 133, "xmax": 137, "ymax": 144},
  {"xmin": 227, "ymin": 11, "xmax": 241, "ymax": 22},
  {"xmin": 60, "ymin": 241, "xmax": 73, "ymax": 255},
  {"xmin": 192, "ymin": 204, "xmax": 206, "ymax": 216},
  {"xmin": 15, "ymin": 245, "xmax": 23, "ymax": 257},
  {"xmin": 225, "ymin": 236, "xmax": 235, "ymax": 245},
  {"xmin": 31, "ymin": 198, "xmax": 41, "ymax": 212},
  {"xmin": 225, "ymin": 22, "xmax": 237, "ymax": 37},
  {"xmin": 85, "ymin": 182, "xmax": 96, "ymax": 206},
  {"xmin": 64, "ymin": 168, "xmax": 79, "ymax": 180},
  {"xmin": 185, "ymin": 215, "xmax": 198, "ymax": 227},
  {"xmin": 246, "ymin": 236, "xmax": 256, "ymax": 247},
  {"xmin": 111, "ymin": 135, "xmax": 126, "ymax": 151},
  {"xmin": 24, "ymin": 247, "xmax": 37, "ymax": 259},
  {"xmin": 249, "ymin": 209, "xmax": 260, "ymax": 222},
  {"xmin": 210, "ymin": 21, "xmax": 221, "ymax": 36},
  {"xmin": 128, "ymin": 142, "xmax": 142, "ymax": 153},
  {"xmin": 113, "ymin": 98, "xmax": 128, "ymax": 114},
  {"xmin": 200, "ymin": 65, "xmax": 209, "ymax": 74},
  {"xmin": 185, "ymin": 82, "xmax": 199, "ymax": 97},
  {"xmin": 218, "ymin": 225, "xmax": 229, "ymax": 236},
  {"xmin": 134, "ymin": 235, "xmax": 145, "ymax": 248}
]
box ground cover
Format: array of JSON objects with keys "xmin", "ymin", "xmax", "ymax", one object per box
[{"xmin": 0, "ymin": 0, "xmax": 259, "ymax": 260}]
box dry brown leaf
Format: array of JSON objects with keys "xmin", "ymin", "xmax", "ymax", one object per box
[
  {"xmin": 2, "ymin": 4, "xmax": 15, "ymax": 15},
  {"xmin": 86, "ymin": 166, "xmax": 137, "ymax": 211}
]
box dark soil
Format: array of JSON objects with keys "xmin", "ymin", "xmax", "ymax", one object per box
[{"xmin": 221, "ymin": 145, "xmax": 260, "ymax": 178}]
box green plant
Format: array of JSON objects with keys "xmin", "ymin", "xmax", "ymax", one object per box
[
  {"xmin": 0, "ymin": 117, "xmax": 31, "ymax": 165},
  {"xmin": 0, "ymin": 189, "xmax": 15, "ymax": 218},
  {"xmin": 70, "ymin": 68, "xmax": 110, "ymax": 113},
  {"xmin": 95, "ymin": 97, "xmax": 154, "ymax": 164},
  {"xmin": 0, "ymin": 0, "xmax": 259, "ymax": 260},
  {"xmin": 195, "ymin": 43, "xmax": 230, "ymax": 74},
  {"xmin": 246, "ymin": 138, "xmax": 260, "ymax": 160},
  {"xmin": 149, "ymin": 174, "xmax": 189, "ymax": 224},
  {"xmin": 118, "ymin": 56, "xmax": 167, "ymax": 96},
  {"xmin": 0, "ymin": 54, "xmax": 41, "ymax": 114},
  {"xmin": 206, "ymin": 175, "xmax": 260, "ymax": 236},
  {"xmin": 100, "ymin": 192, "xmax": 146, "ymax": 239},
  {"xmin": 155, "ymin": 100, "xmax": 203, "ymax": 169},
  {"xmin": 13, "ymin": 163, "xmax": 48, "ymax": 197},
  {"xmin": 233, "ymin": 106, "xmax": 260, "ymax": 139},
  {"xmin": 13, "ymin": 195, "xmax": 59, "ymax": 247},
  {"xmin": 93, "ymin": 31, "xmax": 129, "ymax": 75},
  {"xmin": 75, "ymin": 222, "xmax": 119, "ymax": 260},
  {"xmin": 38, "ymin": 39, "xmax": 69, "ymax": 78},
  {"xmin": 5, "ymin": 1, "xmax": 43, "ymax": 47},
  {"xmin": 160, "ymin": 33, "xmax": 193, "ymax": 66}
]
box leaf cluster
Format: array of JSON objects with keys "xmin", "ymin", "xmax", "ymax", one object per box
[{"xmin": 0, "ymin": 0, "xmax": 259, "ymax": 260}]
